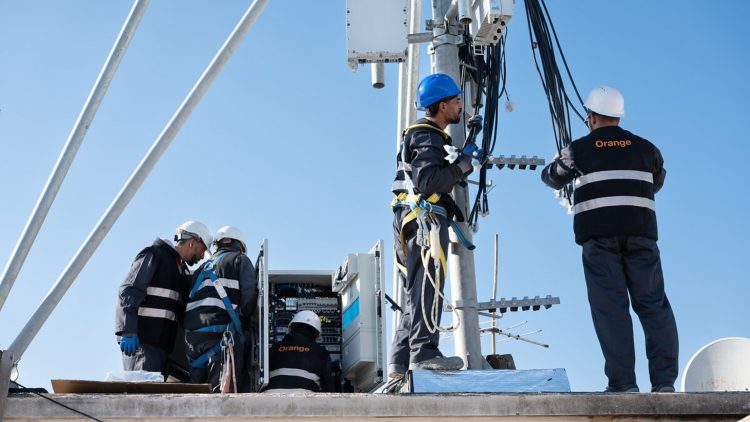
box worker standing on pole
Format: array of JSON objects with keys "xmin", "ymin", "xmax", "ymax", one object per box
[
  {"xmin": 115, "ymin": 220, "xmax": 212, "ymax": 377},
  {"xmin": 541, "ymin": 86, "xmax": 679, "ymax": 393},
  {"xmin": 184, "ymin": 226, "xmax": 257, "ymax": 393},
  {"xmin": 389, "ymin": 73, "xmax": 478, "ymax": 379}
]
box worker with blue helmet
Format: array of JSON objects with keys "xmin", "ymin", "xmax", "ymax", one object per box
[{"xmin": 389, "ymin": 73, "xmax": 476, "ymax": 380}]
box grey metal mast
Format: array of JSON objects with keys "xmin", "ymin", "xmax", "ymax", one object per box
[
  {"xmin": 392, "ymin": 0, "xmax": 423, "ymax": 336},
  {"xmin": 430, "ymin": 0, "xmax": 484, "ymax": 369},
  {"xmin": 0, "ymin": 0, "xmax": 149, "ymax": 313},
  {"xmin": 8, "ymin": 0, "xmax": 270, "ymax": 363}
]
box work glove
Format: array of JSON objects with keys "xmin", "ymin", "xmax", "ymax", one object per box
[
  {"xmin": 120, "ymin": 335, "xmax": 139, "ymax": 356},
  {"xmin": 467, "ymin": 114, "xmax": 483, "ymax": 129}
]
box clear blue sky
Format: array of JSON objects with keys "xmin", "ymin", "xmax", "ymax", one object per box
[{"xmin": 1, "ymin": 1, "xmax": 748, "ymax": 392}]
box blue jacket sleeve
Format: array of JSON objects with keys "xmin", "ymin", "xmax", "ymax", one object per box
[{"xmin": 115, "ymin": 251, "xmax": 157, "ymax": 337}]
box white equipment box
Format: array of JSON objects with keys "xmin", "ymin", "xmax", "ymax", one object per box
[{"xmin": 346, "ymin": 0, "xmax": 408, "ymax": 70}]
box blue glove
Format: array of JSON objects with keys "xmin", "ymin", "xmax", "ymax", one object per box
[
  {"xmin": 467, "ymin": 115, "xmax": 483, "ymax": 129},
  {"xmin": 461, "ymin": 143, "xmax": 483, "ymax": 160},
  {"xmin": 120, "ymin": 335, "xmax": 139, "ymax": 356}
]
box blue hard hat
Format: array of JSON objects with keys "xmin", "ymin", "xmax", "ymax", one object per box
[{"xmin": 416, "ymin": 73, "xmax": 462, "ymax": 110}]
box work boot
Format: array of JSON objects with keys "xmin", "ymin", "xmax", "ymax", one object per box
[
  {"xmin": 388, "ymin": 363, "xmax": 406, "ymax": 380},
  {"xmin": 409, "ymin": 356, "xmax": 464, "ymax": 371},
  {"xmin": 604, "ymin": 385, "xmax": 639, "ymax": 393}
]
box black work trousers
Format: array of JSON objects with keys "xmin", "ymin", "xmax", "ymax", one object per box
[
  {"xmin": 389, "ymin": 207, "xmax": 450, "ymax": 369},
  {"xmin": 121, "ymin": 343, "xmax": 168, "ymax": 378},
  {"xmin": 582, "ymin": 236, "xmax": 679, "ymax": 391},
  {"xmin": 188, "ymin": 336, "xmax": 246, "ymax": 393}
]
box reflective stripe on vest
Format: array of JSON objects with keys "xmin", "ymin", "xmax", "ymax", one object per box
[
  {"xmin": 575, "ymin": 170, "xmax": 653, "ymax": 188},
  {"xmin": 137, "ymin": 307, "xmax": 176, "ymax": 321},
  {"xmin": 192, "ymin": 277, "xmax": 239, "ymax": 293},
  {"xmin": 269, "ymin": 368, "xmax": 321, "ymax": 387},
  {"xmin": 145, "ymin": 286, "xmax": 181, "ymax": 302},
  {"xmin": 263, "ymin": 388, "xmax": 315, "ymax": 393},
  {"xmin": 185, "ymin": 297, "xmax": 240, "ymax": 312},
  {"xmin": 574, "ymin": 196, "xmax": 655, "ymax": 214}
]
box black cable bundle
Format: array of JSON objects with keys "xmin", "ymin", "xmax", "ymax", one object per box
[
  {"xmin": 459, "ymin": 29, "xmax": 509, "ymax": 231},
  {"xmin": 523, "ymin": 0, "xmax": 585, "ymax": 205}
]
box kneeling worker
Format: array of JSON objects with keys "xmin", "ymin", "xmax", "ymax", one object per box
[{"xmin": 264, "ymin": 310, "xmax": 334, "ymax": 393}]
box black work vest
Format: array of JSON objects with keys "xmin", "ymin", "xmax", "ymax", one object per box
[
  {"xmin": 571, "ymin": 126, "xmax": 659, "ymax": 244},
  {"xmin": 137, "ymin": 239, "xmax": 190, "ymax": 352},
  {"xmin": 392, "ymin": 118, "xmax": 452, "ymax": 195},
  {"xmin": 391, "ymin": 118, "xmax": 461, "ymax": 218},
  {"xmin": 265, "ymin": 332, "xmax": 330, "ymax": 392},
  {"xmin": 184, "ymin": 250, "xmax": 244, "ymax": 356}
]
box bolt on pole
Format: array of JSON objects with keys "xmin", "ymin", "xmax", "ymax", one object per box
[
  {"xmin": 431, "ymin": 0, "xmax": 484, "ymax": 369},
  {"xmin": 8, "ymin": 0, "xmax": 269, "ymax": 363},
  {"xmin": 0, "ymin": 0, "xmax": 149, "ymax": 313}
]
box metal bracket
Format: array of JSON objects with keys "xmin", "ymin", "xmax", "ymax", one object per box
[
  {"xmin": 452, "ymin": 298, "xmax": 477, "ymax": 309},
  {"xmin": 429, "ymin": 33, "xmax": 464, "ymax": 54},
  {"xmin": 408, "ymin": 32, "xmax": 433, "ymax": 44}
]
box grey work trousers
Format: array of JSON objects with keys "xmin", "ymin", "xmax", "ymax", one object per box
[
  {"xmin": 582, "ymin": 236, "xmax": 679, "ymax": 391},
  {"xmin": 121, "ymin": 343, "xmax": 168, "ymax": 378},
  {"xmin": 389, "ymin": 208, "xmax": 450, "ymax": 369}
]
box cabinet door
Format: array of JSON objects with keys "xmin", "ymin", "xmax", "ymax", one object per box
[
  {"xmin": 335, "ymin": 240, "xmax": 386, "ymax": 392},
  {"xmin": 255, "ymin": 239, "xmax": 269, "ymax": 391}
]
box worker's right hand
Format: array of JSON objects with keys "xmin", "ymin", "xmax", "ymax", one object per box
[{"xmin": 120, "ymin": 335, "xmax": 139, "ymax": 356}]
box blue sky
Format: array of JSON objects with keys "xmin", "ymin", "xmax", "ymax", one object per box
[{"xmin": 1, "ymin": 1, "xmax": 748, "ymax": 392}]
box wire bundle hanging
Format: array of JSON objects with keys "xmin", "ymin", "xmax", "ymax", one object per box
[
  {"xmin": 523, "ymin": 0, "xmax": 586, "ymax": 206},
  {"xmin": 459, "ymin": 27, "xmax": 509, "ymax": 230}
]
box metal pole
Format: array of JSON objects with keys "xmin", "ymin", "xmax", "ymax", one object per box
[
  {"xmin": 431, "ymin": 0, "xmax": 484, "ymax": 369},
  {"xmin": 491, "ymin": 233, "xmax": 499, "ymax": 355},
  {"xmin": 8, "ymin": 0, "xmax": 269, "ymax": 363},
  {"xmin": 392, "ymin": 0, "xmax": 423, "ymax": 342},
  {"xmin": 0, "ymin": 0, "xmax": 149, "ymax": 313}
]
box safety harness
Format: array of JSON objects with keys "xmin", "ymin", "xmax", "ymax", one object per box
[
  {"xmin": 392, "ymin": 123, "xmax": 476, "ymax": 333},
  {"xmin": 186, "ymin": 252, "xmax": 246, "ymax": 370}
]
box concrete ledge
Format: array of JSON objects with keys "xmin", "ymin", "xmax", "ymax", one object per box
[{"xmin": 5, "ymin": 392, "xmax": 750, "ymax": 421}]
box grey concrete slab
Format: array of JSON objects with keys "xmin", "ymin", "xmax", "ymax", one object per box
[{"xmin": 4, "ymin": 392, "xmax": 750, "ymax": 421}]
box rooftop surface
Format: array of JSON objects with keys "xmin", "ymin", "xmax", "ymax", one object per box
[{"xmin": 5, "ymin": 392, "xmax": 750, "ymax": 421}]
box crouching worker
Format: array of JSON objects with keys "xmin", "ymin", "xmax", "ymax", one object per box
[
  {"xmin": 184, "ymin": 226, "xmax": 257, "ymax": 392},
  {"xmin": 263, "ymin": 310, "xmax": 334, "ymax": 393}
]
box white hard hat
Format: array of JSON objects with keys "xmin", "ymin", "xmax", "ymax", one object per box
[
  {"xmin": 584, "ymin": 85, "xmax": 625, "ymax": 118},
  {"xmin": 175, "ymin": 220, "xmax": 212, "ymax": 249},
  {"xmin": 290, "ymin": 310, "xmax": 322, "ymax": 334},
  {"xmin": 214, "ymin": 226, "xmax": 247, "ymax": 253}
]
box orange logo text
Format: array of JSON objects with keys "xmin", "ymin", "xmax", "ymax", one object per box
[{"xmin": 595, "ymin": 139, "xmax": 631, "ymax": 148}]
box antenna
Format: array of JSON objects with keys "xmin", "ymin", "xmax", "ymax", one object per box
[{"xmin": 681, "ymin": 337, "xmax": 750, "ymax": 392}]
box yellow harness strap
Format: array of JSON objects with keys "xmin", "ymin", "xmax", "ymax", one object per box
[
  {"xmin": 393, "ymin": 192, "xmax": 447, "ymax": 277},
  {"xmin": 403, "ymin": 123, "xmax": 450, "ymax": 143}
]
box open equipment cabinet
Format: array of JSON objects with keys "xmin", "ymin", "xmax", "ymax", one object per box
[{"xmin": 248, "ymin": 239, "xmax": 388, "ymax": 393}]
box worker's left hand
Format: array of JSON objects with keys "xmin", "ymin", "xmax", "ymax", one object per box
[
  {"xmin": 120, "ymin": 335, "xmax": 140, "ymax": 356},
  {"xmin": 467, "ymin": 115, "xmax": 483, "ymax": 129}
]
